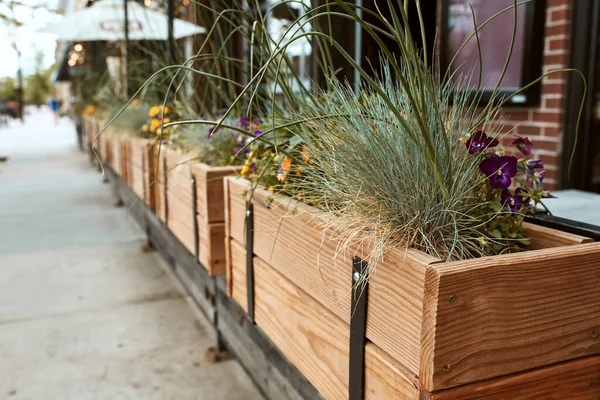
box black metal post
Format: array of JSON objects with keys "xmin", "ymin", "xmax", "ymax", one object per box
[
  {"xmin": 348, "ymin": 257, "xmax": 369, "ymax": 400},
  {"xmin": 246, "ymin": 202, "xmax": 255, "ymax": 323},
  {"xmin": 123, "ymin": 0, "xmax": 129, "ymax": 96},
  {"xmin": 166, "ymin": 0, "xmax": 175, "ymax": 63}
]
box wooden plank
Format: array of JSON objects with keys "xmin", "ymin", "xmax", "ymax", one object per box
[
  {"xmin": 420, "ymin": 241, "xmax": 600, "ymax": 391},
  {"xmin": 154, "ymin": 146, "xmax": 166, "ymax": 223},
  {"xmin": 229, "ymin": 239, "xmax": 420, "ymax": 400},
  {"xmin": 142, "ymin": 142, "xmax": 156, "ymax": 210},
  {"xmin": 198, "ymin": 219, "xmax": 226, "ymax": 276},
  {"xmin": 426, "ymin": 355, "xmax": 600, "ymax": 400},
  {"xmin": 130, "ymin": 165, "xmax": 144, "ymax": 199},
  {"xmin": 120, "ymin": 139, "xmax": 130, "ymax": 184},
  {"xmin": 216, "ymin": 278, "xmax": 324, "ymax": 400},
  {"xmin": 524, "ymin": 222, "xmax": 593, "ymax": 250},
  {"xmin": 226, "ymin": 177, "xmax": 437, "ymax": 375},
  {"xmin": 192, "ymin": 164, "xmax": 240, "ymax": 223}
]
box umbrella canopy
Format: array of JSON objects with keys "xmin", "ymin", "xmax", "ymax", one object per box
[{"xmin": 38, "ymin": 0, "xmax": 205, "ymax": 41}]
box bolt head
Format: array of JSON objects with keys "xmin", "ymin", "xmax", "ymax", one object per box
[
  {"xmin": 353, "ymin": 271, "xmax": 360, "ymax": 282},
  {"xmin": 246, "ymin": 210, "xmax": 251, "ymax": 217}
]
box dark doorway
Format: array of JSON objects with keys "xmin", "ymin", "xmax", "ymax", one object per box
[{"xmin": 562, "ymin": 0, "xmax": 600, "ymax": 192}]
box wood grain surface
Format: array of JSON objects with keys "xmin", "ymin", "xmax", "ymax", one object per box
[
  {"xmin": 421, "ymin": 241, "xmax": 600, "ymax": 390},
  {"xmin": 228, "ymin": 239, "xmax": 420, "ymax": 400},
  {"xmin": 426, "ymin": 355, "xmax": 600, "ymax": 400},
  {"xmin": 225, "ymin": 177, "xmax": 439, "ymax": 375}
]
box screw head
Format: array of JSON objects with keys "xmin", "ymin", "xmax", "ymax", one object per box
[
  {"xmin": 443, "ymin": 365, "xmax": 451, "ymax": 372},
  {"xmin": 246, "ymin": 210, "xmax": 251, "ymax": 217},
  {"xmin": 592, "ymin": 330, "xmax": 598, "ymax": 340},
  {"xmin": 353, "ymin": 272, "xmax": 360, "ymax": 282},
  {"xmin": 190, "ymin": 179, "xmax": 195, "ymax": 184},
  {"xmin": 449, "ymin": 295, "xmax": 456, "ymax": 302}
]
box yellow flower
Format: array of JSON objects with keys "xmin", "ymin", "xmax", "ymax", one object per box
[
  {"xmin": 277, "ymin": 173, "xmax": 286, "ymax": 183},
  {"xmin": 131, "ymin": 98, "xmax": 140, "ymax": 105},
  {"xmin": 82, "ymin": 104, "xmax": 96, "ymax": 116},
  {"xmin": 281, "ymin": 156, "xmax": 292, "ymax": 173},
  {"xmin": 302, "ymin": 146, "xmax": 311, "ymax": 164},
  {"xmin": 149, "ymin": 118, "xmax": 161, "ymax": 133},
  {"xmin": 240, "ymin": 161, "xmax": 250, "ymax": 175},
  {"xmin": 142, "ymin": 124, "xmax": 149, "ymax": 132},
  {"xmin": 268, "ymin": 186, "xmax": 275, "ymax": 194},
  {"xmin": 162, "ymin": 117, "xmax": 171, "ymax": 125},
  {"xmin": 148, "ymin": 106, "xmax": 160, "ymax": 117},
  {"xmin": 148, "ymin": 105, "xmax": 170, "ymax": 117}
]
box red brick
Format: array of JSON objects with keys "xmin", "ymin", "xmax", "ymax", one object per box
[
  {"xmin": 550, "ymin": 8, "xmax": 569, "ymax": 22},
  {"xmin": 533, "ymin": 138, "xmax": 560, "ymax": 151},
  {"xmin": 545, "ymin": 23, "xmax": 569, "ymax": 36},
  {"xmin": 536, "ymin": 154, "xmax": 561, "ymax": 167},
  {"xmin": 544, "ymin": 53, "xmax": 568, "ymax": 66},
  {"xmin": 501, "ymin": 111, "xmax": 530, "ymax": 122},
  {"xmin": 543, "ymin": 126, "xmax": 561, "ymax": 137},
  {"xmin": 541, "ymin": 82, "xmax": 566, "ymax": 95},
  {"xmin": 548, "ymin": 38, "xmax": 566, "ymax": 51},
  {"xmin": 545, "ymin": 70, "xmax": 567, "ymax": 80},
  {"xmin": 515, "ymin": 125, "xmax": 542, "ymax": 136},
  {"xmin": 547, "ymin": 0, "xmax": 570, "ymax": 7},
  {"xmin": 544, "ymin": 181, "xmax": 559, "ymax": 191},
  {"xmin": 544, "ymin": 168, "xmax": 559, "ymax": 180},
  {"xmin": 533, "ymin": 111, "xmax": 563, "ymax": 123},
  {"xmin": 543, "ymin": 97, "xmax": 564, "ymax": 109}
]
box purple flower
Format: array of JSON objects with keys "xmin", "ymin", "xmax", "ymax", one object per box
[
  {"xmin": 250, "ymin": 161, "xmax": 258, "ymax": 173},
  {"xmin": 252, "ymin": 129, "xmax": 263, "ymax": 137},
  {"xmin": 511, "ymin": 135, "xmax": 533, "ymax": 156},
  {"xmin": 479, "ymin": 154, "xmax": 518, "ymax": 189},
  {"xmin": 515, "ymin": 187, "xmax": 532, "ymax": 208},
  {"xmin": 208, "ymin": 126, "xmax": 216, "ymax": 137},
  {"xmin": 466, "ymin": 130, "xmax": 499, "ymax": 154},
  {"xmin": 532, "ymin": 169, "xmax": 546, "ymax": 188},
  {"xmin": 501, "ymin": 189, "xmax": 523, "ymax": 214},
  {"xmin": 525, "ymin": 159, "xmax": 544, "ymax": 181},
  {"xmin": 233, "ymin": 146, "xmax": 241, "ymax": 155},
  {"xmin": 237, "ymin": 117, "xmax": 250, "ymax": 130}
]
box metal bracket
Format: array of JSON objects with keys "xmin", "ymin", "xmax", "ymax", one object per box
[
  {"xmin": 191, "ymin": 175, "xmax": 199, "ymax": 260},
  {"xmin": 246, "ymin": 202, "xmax": 255, "ymax": 324},
  {"xmin": 163, "ymin": 154, "xmax": 169, "ymax": 224},
  {"xmin": 349, "ymin": 257, "xmax": 369, "ymax": 400},
  {"xmin": 525, "ymin": 213, "xmax": 600, "ymax": 241}
]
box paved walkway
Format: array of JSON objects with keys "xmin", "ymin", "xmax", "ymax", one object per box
[{"xmin": 0, "ymin": 109, "xmax": 263, "ymax": 399}]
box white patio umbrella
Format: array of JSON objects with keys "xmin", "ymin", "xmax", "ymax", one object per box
[{"xmin": 37, "ymin": 0, "xmax": 205, "ymax": 41}]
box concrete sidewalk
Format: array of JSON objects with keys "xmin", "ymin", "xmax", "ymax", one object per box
[{"xmin": 0, "ymin": 109, "xmax": 263, "ymax": 399}]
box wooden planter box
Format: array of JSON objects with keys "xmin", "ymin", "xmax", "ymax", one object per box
[
  {"xmin": 164, "ymin": 148, "xmax": 239, "ymax": 275},
  {"xmin": 224, "ymin": 176, "xmax": 600, "ymax": 399},
  {"xmin": 120, "ymin": 138, "xmax": 131, "ymax": 185},
  {"xmin": 82, "ymin": 116, "xmax": 100, "ymax": 151},
  {"xmin": 128, "ymin": 137, "xmax": 148, "ymax": 200},
  {"xmin": 142, "ymin": 140, "xmax": 157, "ymax": 210},
  {"xmin": 154, "ymin": 145, "xmax": 167, "ymax": 222},
  {"xmin": 106, "ymin": 133, "xmax": 122, "ymax": 176}
]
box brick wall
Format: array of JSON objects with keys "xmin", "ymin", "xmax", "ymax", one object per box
[{"xmin": 497, "ymin": 0, "xmax": 572, "ymax": 191}]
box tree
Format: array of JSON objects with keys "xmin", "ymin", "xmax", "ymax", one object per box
[
  {"xmin": 23, "ymin": 50, "xmax": 54, "ymax": 106},
  {"xmin": 0, "ymin": 77, "xmax": 17, "ymax": 101}
]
